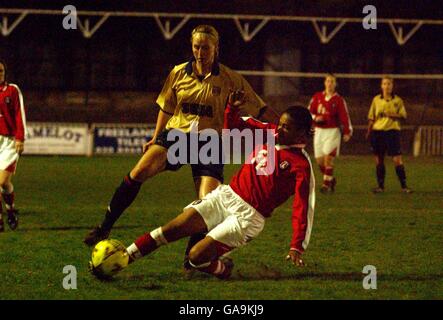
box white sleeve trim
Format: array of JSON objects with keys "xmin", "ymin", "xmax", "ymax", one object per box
[
  {"xmin": 342, "ymin": 99, "xmax": 353, "ymax": 135},
  {"xmin": 9, "ymin": 84, "xmax": 28, "ymax": 139},
  {"xmin": 301, "ymin": 149, "xmax": 315, "ymax": 251},
  {"xmin": 240, "ymin": 116, "xmax": 269, "ymax": 125}
]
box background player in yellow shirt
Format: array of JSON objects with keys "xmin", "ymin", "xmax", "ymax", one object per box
[
  {"xmin": 366, "ymin": 77, "xmax": 412, "ymax": 194},
  {"xmin": 84, "ymin": 25, "xmax": 267, "ymax": 274}
]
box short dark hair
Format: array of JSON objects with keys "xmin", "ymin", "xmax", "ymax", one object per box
[{"xmin": 283, "ymin": 105, "xmax": 313, "ymax": 136}]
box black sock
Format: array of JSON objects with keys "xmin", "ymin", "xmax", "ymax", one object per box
[
  {"xmin": 101, "ymin": 174, "xmax": 142, "ymax": 230},
  {"xmin": 395, "ymin": 165, "xmax": 407, "ymax": 189},
  {"xmin": 183, "ymin": 233, "xmax": 206, "ymax": 265},
  {"xmin": 376, "ymin": 164, "xmax": 386, "ymax": 189}
]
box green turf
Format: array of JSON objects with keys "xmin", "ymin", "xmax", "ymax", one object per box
[{"xmin": 0, "ymin": 155, "xmax": 442, "ymax": 299}]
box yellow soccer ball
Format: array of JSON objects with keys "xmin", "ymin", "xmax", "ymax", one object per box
[{"xmin": 89, "ymin": 239, "xmax": 129, "ymax": 279}]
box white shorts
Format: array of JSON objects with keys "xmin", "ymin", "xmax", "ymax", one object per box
[
  {"xmin": 313, "ymin": 127, "xmax": 341, "ymax": 158},
  {"xmin": 0, "ymin": 136, "xmax": 19, "ymax": 173},
  {"xmin": 185, "ymin": 185, "xmax": 265, "ymax": 249}
]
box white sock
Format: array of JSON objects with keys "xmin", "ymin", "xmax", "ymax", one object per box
[
  {"xmin": 150, "ymin": 227, "xmax": 168, "ymax": 246},
  {"xmin": 126, "ymin": 243, "xmax": 142, "ymax": 260}
]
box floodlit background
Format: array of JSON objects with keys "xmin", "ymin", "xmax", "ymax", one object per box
[{"xmin": 0, "ymin": 0, "xmax": 441, "ymax": 300}]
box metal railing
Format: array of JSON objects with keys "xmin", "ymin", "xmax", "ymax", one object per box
[
  {"xmin": 0, "ymin": 7, "xmax": 442, "ymax": 44},
  {"xmin": 413, "ymin": 126, "xmax": 443, "ymax": 156}
]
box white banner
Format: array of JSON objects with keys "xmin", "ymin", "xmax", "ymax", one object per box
[{"xmin": 23, "ymin": 122, "xmax": 91, "ymax": 155}]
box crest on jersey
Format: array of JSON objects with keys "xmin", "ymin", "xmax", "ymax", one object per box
[
  {"xmin": 4, "ymin": 96, "xmax": 11, "ymax": 105},
  {"xmin": 279, "ymin": 161, "xmax": 290, "ymax": 170},
  {"xmin": 212, "ymin": 86, "xmax": 221, "ymax": 96}
]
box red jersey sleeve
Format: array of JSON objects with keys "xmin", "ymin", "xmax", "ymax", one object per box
[
  {"xmin": 290, "ymin": 166, "xmax": 311, "ymax": 253},
  {"xmin": 11, "ymin": 85, "xmax": 26, "ymax": 141},
  {"xmin": 308, "ymin": 93, "xmax": 320, "ymax": 122},
  {"xmin": 337, "ymin": 97, "xmax": 352, "ymax": 136},
  {"xmin": 224, "ymin": 103, "xmax": 276, "ymax": 131}
]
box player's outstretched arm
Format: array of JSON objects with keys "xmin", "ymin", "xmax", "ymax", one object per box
[
  {"xmin": 286, "ymin": 249, "xmax": 305, "ymax": 267},
  {"xmin": 287, "ymin": 168, "xmax": 312, "ymax": 268},
  {"xmin": 224, "ymin": 90, "xmax": 276, "ymax": 131}
]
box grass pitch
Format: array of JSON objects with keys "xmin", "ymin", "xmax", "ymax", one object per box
[{"xmin": 0, "ymin": 155, "xmax": 442, "ymax": 299}]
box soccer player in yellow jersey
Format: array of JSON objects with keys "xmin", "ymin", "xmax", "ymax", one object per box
[
  {"xmin": 84, "ymin": 25, "xmax": 267, "ymax": 272},
  {"xmin": 366, "ymin": 77, "xmax": 412, "ymax": 194}
]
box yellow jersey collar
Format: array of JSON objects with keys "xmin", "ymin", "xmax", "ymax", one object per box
[
  {"xmin": 185, "ymin": 58, "xmax": 220, "ymax": 77},
  {"xmin": 380, "ymin": 93, "xmax": 396, "ymax": 101}
]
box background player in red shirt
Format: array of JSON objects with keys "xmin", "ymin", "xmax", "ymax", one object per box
[
  {"xmin": 91, "ymin": 92, "xmax": 315, "ymax": 280},
  {"xmin": 308, "ymin": 74, "xmax": 352, "ymax": 193},
  {"xmin": 0, "ymin": 61, "xmax": 26, "ymax": 232}
]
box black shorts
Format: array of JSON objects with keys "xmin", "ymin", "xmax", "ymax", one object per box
[
  {"xmin": 370, "ymin": 130, "xmax": 402, "ymax": 156},
  {"xmin": 155, "ymin": 129, "xmax": 224, "ymax": 183}
]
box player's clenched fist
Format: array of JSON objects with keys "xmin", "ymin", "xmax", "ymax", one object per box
[
  {"xmin": 286, "ymin": 249, "xmax": 305, "ymax": 267},
  {"xmin": 228, "ymin": 89, "xmax": 245, "ymax": 108},
  {"xmin": 15, "ymin": 140, "xmax": 24, "ymax": 155},
  {"xmin": 343, "ymin": 134, "xmax": 351, "ymax": 142}
]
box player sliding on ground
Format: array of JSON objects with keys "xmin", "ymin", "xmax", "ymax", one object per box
[
  {"xmin": 83, "ymin": 26, "xmax": 266, "ymax": 279},
  {"xmin": 106, "ymin": 93, "xmax": 315, "ymax": 280}
]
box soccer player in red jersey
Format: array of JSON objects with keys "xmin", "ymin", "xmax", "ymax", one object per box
[
  {"xmin": 309, "ymin": 74, "xmax": 352, "ymax": 193},
  {"xmin": 103, "ymin": 92, "xmax": 315, "ymax": 280},
  {"xmin": 0, "ymin": 61, "xmax": 26, "ymax": 232},
  {"xmin": 83, "ymin": 26, "xmax": 266, "ymax": 278}
]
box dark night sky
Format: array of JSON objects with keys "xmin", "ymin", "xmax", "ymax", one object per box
[
  {"xmin": 2, "ymin": 0, "xmax": 443, "ymax": 18},
  {"xmin": 0, "ymin": 0, "xmax": 442, "ymax": 93}
]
